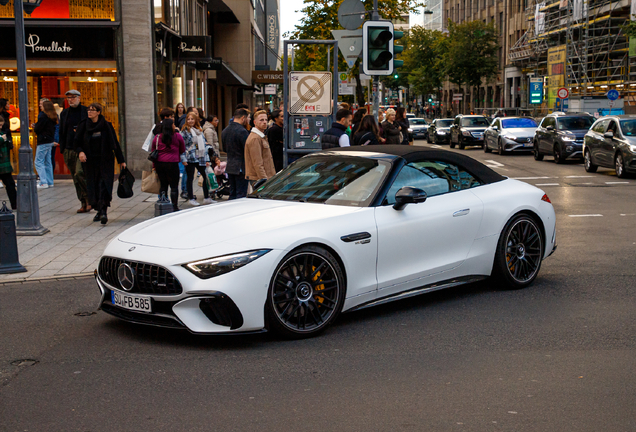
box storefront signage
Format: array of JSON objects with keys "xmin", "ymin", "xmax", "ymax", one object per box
[
  {"xmin": 173, "ymin": 36, "xmax": 212, "ymax": 61},
  {"xmin": 0, "ymin": 27, "xmax": 115, "ymax": 60},
  {"xmin": 266, "ymin": 0, "xmax": 280, "ymax": 67},
  {"xmin": 196, "ymin": 58, "xmax": 223, "ymax": 71},
  {"xmin": 252, "ymin": 71, "xmax": 284, "ymax": 84}
]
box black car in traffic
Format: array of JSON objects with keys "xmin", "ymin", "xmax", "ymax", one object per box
[
  {"xmin": 533, "ymin": 113, "xmax": 594, "ymax": 163},
  {"xmin": 426, "ymin": 118, "xmax": 454, "ymax": 144},
  {"xmin": 584, "ymin": 115, "xmax": 636, "ymax": 178},
  {"xmin": 450, "ymin": 115, "xmax": 490, "ymax": 149}
]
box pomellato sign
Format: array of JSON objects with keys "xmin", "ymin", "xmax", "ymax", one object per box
[
  {"xmin": 172, "ymin": 36, "xmax": 212, "ymax": 61},
  {"xmin": 0, "ymin": 27, "xmax": 114, "ymax": 60}
]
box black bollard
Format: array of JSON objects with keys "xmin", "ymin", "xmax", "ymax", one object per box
[
  {"xmin": 0, "ymin": 201, "xmax": 27, "ymax": 274},
  {"xmin": 154, "ymin": 192, "xmax": 174, "ymax": 217}
]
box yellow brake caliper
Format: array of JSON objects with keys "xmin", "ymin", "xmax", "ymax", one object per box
[{"xmin": 312, "ymin": 266, "xmax": 325, "ymax": 304}]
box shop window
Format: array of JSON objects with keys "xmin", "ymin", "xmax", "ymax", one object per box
[{"xmin": 0, "ymin": 0, "xmax": 114, "ymax": 20}]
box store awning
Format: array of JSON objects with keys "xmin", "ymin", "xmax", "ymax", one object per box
[
  {"xmin": 208, "ymin": 0, "xmax": 240, "ymax": 24},
  {"xmin": 218, "ymin": 62, "xmax": 252, "ymax": 88}
]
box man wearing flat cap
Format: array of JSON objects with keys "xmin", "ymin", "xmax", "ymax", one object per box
[{"xmin": 59, "ymin": 89, "xmax": 90, "ymax": 213}]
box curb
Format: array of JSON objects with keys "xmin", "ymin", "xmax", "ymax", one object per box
[{"xmin": 0, "ymin": 272, "xmax": 94, "ymax": 286}]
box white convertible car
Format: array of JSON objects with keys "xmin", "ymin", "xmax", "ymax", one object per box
[{"xmin": 96, "ymin": 146, "xmax": 557, "ymax": 338}]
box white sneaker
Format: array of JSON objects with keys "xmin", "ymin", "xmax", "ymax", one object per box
[
  {"xmin": 0, "ymin": 183, "xmax": 3, "ymax": 188},
  {"xmin": 188, "ymin": 199, "xmax": 200, "ymax": 206},
  {"xmin": 48, "ymin": 184, "xmax": 54, "ymax": 188},
  {"xmin": 203, "ymin": 197, "xmax": 216, "ymax": 204},
  {"xmin": 37, "ymin": 183, "xmax": 49, "ymax": 189}
]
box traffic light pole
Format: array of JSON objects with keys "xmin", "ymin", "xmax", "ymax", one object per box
[{"xmin": 371, "ymin": 0, "xmax": 379, "ymax": 119}]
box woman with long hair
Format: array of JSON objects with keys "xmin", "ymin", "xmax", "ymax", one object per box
[
  {"xmin": 352, "ymin": 115, "xmax": 382, "ymax": 146},
  {"xmin": 33, "ymin": 100, "xmax": 58, "ymax": 188},
  {"xmin": 382, "ymin": 108, "xmax": 401, "ymax": 144},
  {"xmin": 152, "ymin": 118, "xmax": 185, "ymax": 211},
  {"xmin": 175, "ymin": 102, "xmax": 186, "ymax": 128},
  {"xmin": 75, "ymin": 103, "xmax": 126, "ymax": 224},
  {"xmin": 395, "ymin": 107, "xmax": 410, "ymax": 145},
  {"xmin": 350, "ymin": 108, "xmax": 366, "ymax": 137},
  {"xmin": 180, "ymin": 112, "xmax": 212, "ymax": 206}
]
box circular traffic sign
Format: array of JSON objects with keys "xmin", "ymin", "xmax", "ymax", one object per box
[
  {"xmin": 557, "ymin": 87, "xmax": 569, "ymax": 99},
  {"xmin": 337, "ymin": 0, "xmax": 366, "ymax": 30},
  {"xmin": 607, "ymin": 89, "xmax": 619, "ymax": 101}
]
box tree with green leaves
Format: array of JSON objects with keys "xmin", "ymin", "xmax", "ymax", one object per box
[
  {"xmin": 401, "ymin": 26, "xmax": 448, "ymax": 101},
  {"xmin": 286, "ymin": 0, "xmax": 423, "ymax": 105},
  {"xmin": 443, "ymin": 20, "xmax": 499, "ymax": 112}
]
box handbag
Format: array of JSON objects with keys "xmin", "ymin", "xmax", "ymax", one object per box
[
  {"xmin": 117, "ymin": 167, "xmax": 135, "ymax": 199},
  {"xmin": 147, "ymin": 136, "xmax": 159, "ymax": 163},
  {"xmin": 141, "ymin": 170, "xmax": 161, "ymax": 194}
]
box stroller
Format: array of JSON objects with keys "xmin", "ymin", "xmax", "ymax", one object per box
[{"xmin": 210, "ymin": 161, "xmax": 231, "ymax": 199}]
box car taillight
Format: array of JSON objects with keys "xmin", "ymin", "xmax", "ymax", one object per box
[{"xmin": 541, "ymin": 194, "xmax": 551, "ymax": 204}]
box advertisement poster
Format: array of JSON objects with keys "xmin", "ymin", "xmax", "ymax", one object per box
[{"xmin": 547, "ymin": 45, "xmax": 566, "ymax": 109}]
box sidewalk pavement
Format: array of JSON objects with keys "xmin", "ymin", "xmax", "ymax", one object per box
[{"xmin": 0, "ymin": 177, "xmax": 213, "ymax": 284}]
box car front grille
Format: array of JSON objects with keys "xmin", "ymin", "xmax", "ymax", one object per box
[
  {"xmin": 471, "ymin": 132, "xmax": 484, "ymax": 139},
  {"xmin": 515, "ymin": 137, "xmax": 532, "ymax": 143},
  {"xmin": 98, "ymin": 256, "xmax": 183, "ymax": 295}
]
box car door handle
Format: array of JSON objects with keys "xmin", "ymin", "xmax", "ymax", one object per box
[{"xmin": 453, "ymin": 209, "xmax": 470, "ymax": 217}]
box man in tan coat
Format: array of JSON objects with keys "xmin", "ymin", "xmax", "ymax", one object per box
[{"xmin": 245, "ymin": 110, "xmax": 276, "ymax": 184}]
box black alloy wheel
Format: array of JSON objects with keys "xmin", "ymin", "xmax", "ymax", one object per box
[
  {"xmin": 533, "ymin": 141, "xmax": 543, "ymax": 161},
  {"xmin": 493, "ymin": 214, "xmax": 544, "ymax": 289},
  {"xmin": 615, "ymin": 152, "xmax": 628, "ymax": 178},
  {"xmin": 553, "ymin": 144, "xmax": 565, "ymax": 164},
  {"xmin": 266, "ymin": 245, "xmax": 345, "ymax": 338},
  {"xmin": 584, "ymin": 149, "xmax": 598, "ymax": 173}
]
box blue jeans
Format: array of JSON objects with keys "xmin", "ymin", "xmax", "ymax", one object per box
[
  {"xmin": 179, "ymin": 162, "xmax": 187, "ymax": 192},
  {"xmin": 35, "ymin": 143, "xmax": 54, "ymax": 186}
]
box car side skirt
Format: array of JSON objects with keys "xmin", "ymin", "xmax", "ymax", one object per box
[{"xmin": 345, "ymin": 275, "xmax": 488, "ymax": 313}]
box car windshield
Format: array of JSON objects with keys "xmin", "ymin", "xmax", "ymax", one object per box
[
  {"xmin": 619, "ymin": 119, "xmax": 636, "ymax": 136},
  {"xmin": 437, "ymin": 120, "xmax": 453, "ymax": 127},
  {"xmin": 557, "ymin": 117, "xmax": 593, "ymax": 130},
  {"xmin": 410, "ymin": 119, "xmax": 427, "ymax": 125},
  {"xmin": 501, "ymin": 118, "xmax": 538, "ymax": 128},
  {"xmin": 255, "ymin": 155, "xmax": 391, "ymax": 207},
  {"xmin": 461, "ymin": 117, "xmax": 490, "ymax": 127}
]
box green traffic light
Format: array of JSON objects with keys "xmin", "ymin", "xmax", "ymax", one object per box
[{"xmin": 394, "ymin": 74, "xmax": 398, "ymax": 79}]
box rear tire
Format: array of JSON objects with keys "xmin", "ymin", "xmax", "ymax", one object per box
[
  {"xmin": 266, "ymin": 245, "xmax": 346, "ymax": 339},
  {"xmin": 584, "ymin": 149, "xmax": 598, "ymax": 173},
  {"xmin": 484, "ymin": 141, "xmax": 491, "ymax": 153},
  {"xmin": 615, "ymin": 152, "xmax": 629, "ymax": 178},
  {"xmin": 492, "ymin": 214, "xmax": 544, "ymax": 290}
]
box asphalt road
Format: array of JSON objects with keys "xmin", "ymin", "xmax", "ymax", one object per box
[{"xmin": 1, "ymin": 141, "xmax": 635, "ymax": 432}]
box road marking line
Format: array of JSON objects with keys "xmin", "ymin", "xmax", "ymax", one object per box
[
  {"xmin": 605, "ymin": 181, "xmax": 630, "ymax": 184},
  {"xmin": 536, "ymin": 183, "xmax": 560, "ymax": 186},
  {"xmin": 431, "ymin": 145, "xmax": 442, "ymax": 148},
  {"xmin": 484, "ymin": 160, "xmax": 504, "ymax": 167},
  {"xmin": 511, "ymin": 176, "xmax": 553, "ymax": 180},
  {"xmin": 620, "ymin": 213, "xmax": 636, "ymax": 216},
  {"xmin": 569, "ymin": 214, "xmax": 603, "ymax": 217},
  {"xmin": 565, "ymin": 175, "xmax": 594, "ymax": 178}
]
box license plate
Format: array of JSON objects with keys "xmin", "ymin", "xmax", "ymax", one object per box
[{"xmin": 111, "ymin": 290, "xmax": 152, "ymax": 313}]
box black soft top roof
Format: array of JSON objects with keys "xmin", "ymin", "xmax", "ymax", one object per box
[{"xmin": 329, "ymin": 145, "xmax": 506, "ymax": 184}]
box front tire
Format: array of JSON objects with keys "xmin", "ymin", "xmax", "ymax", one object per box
[
  {"xmin": 533, "ymin": 141, "xmax": 544, "ymax": 161},
  {"xmin": 615, "ymin": 152, "xmax": 628, "ymax": 178},
  {"xmin": 484, "ymin": 141, "xmax": 491, "ymax": 153},
  {"xmin": 584, "ymin": 149, "xmax": 598, "ymax": 173},
  {"xmin": 450, "ymin": 135, "xmax": 455, "ymax": 149},
  {"xmin": 266, "ymin": 245, "xmax": 346, "ymax": 338},
  {"xmin": 498, "ymin": 139, "xmax": 504, "ymax": 155},
  {"xmin": 492, "ymin": 214, "xmax": 544, "ymax": 290},
  {"xmin": 553, "ymin": 144, "xmax": 565, "ymax": 164},
  {"xmin": 459, "ymin": 137, "xmax": 465, "ymax": 150}
]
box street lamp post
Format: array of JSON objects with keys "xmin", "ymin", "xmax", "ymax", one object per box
[{"xmin": 1, "ymin": 0, "xmax": 48, "ymax": 235}]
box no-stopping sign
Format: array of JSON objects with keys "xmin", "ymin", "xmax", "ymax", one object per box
[
  {"xmin": 289, "ymin": 72, "xmax": 332, "ymax": 115},
  {"xmin": 557, "ymin": 87, "xmax": 569, "ymax": 99}
]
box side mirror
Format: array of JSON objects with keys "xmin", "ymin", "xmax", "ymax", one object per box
[
  {"xmin": 252, "ymin": 178, "xmax": 267, "ymax": 190},
  {"xmin": 393, "ymin": 187, "xmax": 427, "ymax": 211},
  {"xmin": 546, "ymin": 125, "xmax": 555, "ymax": 131},
  {"xmin": 492, "ymin": 125, "xmax": 498, "ymax": 131},
  {"xmin": 604, "ymin": 131, "xmax": 614, "ymax": 139}
]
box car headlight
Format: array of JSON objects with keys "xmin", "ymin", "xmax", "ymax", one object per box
[
  {"xmin": 561, "ymin": 135, "xmax": 576, "ymax": 141},
  {"xmin": 437, "ymin": 130, "xmax": 446, "ymax": 135},
  {"xmin": 184, "ymin": 249, "xmax": 271, "ymax": 279},
  {"xmin": 630, "ymin": 145, "xmax": 636, "ymax": 152},
  {"xmin": 502, "ymin": 134, "xmax": 516, "ymax": 141},
  {"xmin": 462, "ymin": 130, "xmax": 471, "ymax": 136},
  {"xmin": 408, "ymin": 128, "xmax": 413, "ymax": 133}
]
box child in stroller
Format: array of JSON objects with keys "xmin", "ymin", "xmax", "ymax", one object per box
[{"xmin": 211, "ymin": 159, "xmax": 230, "ymax": 199}]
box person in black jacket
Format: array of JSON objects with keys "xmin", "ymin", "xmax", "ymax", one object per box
[
  {"xmin": 59, "ymin": 89, "xmax": 90, "ymax": 213},
  {"xmin": 352, "ymin": 115, "xmax": 382, "ymax": 146},
  {"xmin": 32, "ymin": 100, "xmax": 57, "ymax": 189},
  {"xmin": 396, "ymin": 107, "xmax": 410, "ymax": 145},
  {"xmin": 350, "ymin": 108, "xmax": 366, "ymax": 137},
  {"xmin": 266, "ymin": 109, "xmax": 284, "ymax": 172},
  {"xmin": 221, "ymin": 108, "xmax": 250, "ymax": 200},
  {"xmin": 321, "ymin": 109, "xmax": 352, "ymax": 149},
  {"xmin": 75, "ymin": 103, "xmax": 126, "ymax": 225}
]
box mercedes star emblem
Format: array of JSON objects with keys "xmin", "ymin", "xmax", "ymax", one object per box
[{"xmin": 117, "ymin": 263, "xmax": 135, "ymax": 291}]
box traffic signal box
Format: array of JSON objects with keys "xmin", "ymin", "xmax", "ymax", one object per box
[{"xmin": 363, "ymin": 21, "xmax": 404, "ymax": 76}]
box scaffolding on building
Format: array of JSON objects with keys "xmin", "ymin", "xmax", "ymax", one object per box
[{"xmin": 508, "ymin": 0, "xmax": 633, "ymax": 108}]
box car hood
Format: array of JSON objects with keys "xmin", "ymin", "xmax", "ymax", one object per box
[
  {"xmin": 410, "ymin": 124, "xmax": 428, "ymax": 130},
  {"xmin": 559, "ymin": 129, "xmax": 589, "ymax": 138},
  {"xmin": 435, "ymin": 127, "xmax": 451, "ymax": 132},
  {"xmin": 501, "ymin": 127, "xmax": 537, "ymax": 137},
  {"xmin": 117, "ymin": 199, "xmax": 362, "ymax": 250}
]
